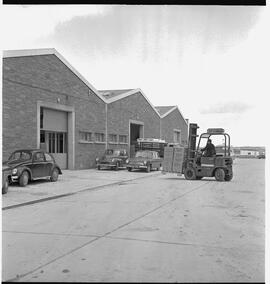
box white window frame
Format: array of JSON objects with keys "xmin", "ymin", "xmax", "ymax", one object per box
[
  {"xmin": 173, "ymin": 129, "xmax": 181, "ymax": 144},
  {"xmin": 95, "ymin": 132, "xmax": 106, "ymax": 144},
  {"xmin": 119, "ymin": 134, "xmax": 128, "ymax": 144},
  {"xmin": 79, "ymin": 131, "xmax": 94, "ymax": 144},
  {"xmin": 108, "ymin": 134, "xmax": 118, "ymax": 144}
]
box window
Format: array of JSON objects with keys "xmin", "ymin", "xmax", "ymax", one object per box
[
  {"xmin": 33, "ymin": 152, "xmax": 45, "ymax": 162},
  {"xmin": 79, "ymin": 131, "xmax": 93, "ymax": 142},
  {"xmin": 95, "ymin": 133, "xmax": 105, "ymax": 143},
  {"xmin": 48, "ymin": 132, "xmax": 67, "ymax": 153},
  {"xmin": 40, "ymin": 130, "xmax": 45, "ymax": 143},
  {"xmin": 120, "ymin": 150, "xmax": 127, "ymax": 156},
  {"xmin": 109, "ymin": 134, "xmax": 117, "ymax": 143},
  {"xmin": 44, "ymin": 153, "xmax": 54, "ymax": 162},
  {"xmin": 9, "ymin": 151, "xmax": 31, "ymax": 161},
  {"xmin": 48, "ymin": 133, "xmax": 56, "ymax": 153},
  {"xmin": 173, "ymin": 130, "xmax": 181, "ymax": 144},
  {"xmin": 119, "ymin": 135, "xmax": 127, "ymax": 144},
  {"xmin": 40, "ymin": 107, "xmax": 44, "ymax": 129}
]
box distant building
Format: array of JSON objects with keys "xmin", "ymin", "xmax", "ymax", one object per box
[{"xmin": 232, "ymin": 146, "xmax": 265, "ymax": 158}]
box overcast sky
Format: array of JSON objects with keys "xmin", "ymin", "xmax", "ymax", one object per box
[{"xmin": 1, "ymin": 5, "xmax": 269, "ymax": 146}]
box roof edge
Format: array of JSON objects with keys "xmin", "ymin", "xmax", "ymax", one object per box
[
  {"xmin": 106, "ymin": 88, "xmax": 161, "ymax": 118},
  {"xmin": 3, "ymin": 48, "xmax": 106, "ymax": 103},
  {"xmin": 158, "ymin": 106, "xmax": 177, "ymax": 118},
  {"xmin": 3, "ymin": 48, "xmax": 56, "ymax": 58},
  {"xmin": 159, "ymin": 105, "xmax": 188, "ymax": 126}
]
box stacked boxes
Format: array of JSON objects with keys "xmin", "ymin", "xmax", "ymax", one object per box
[
  {"xmin": 163, "ymin": 146, "xmax": 185, "ymax": 173},
  {"xmin": 163, "ymin": 147, "xmax": 174, "ymax": 172},
  {"xmin": 172, "ymin": 147, "xmax": 184, "ymax": 173}
]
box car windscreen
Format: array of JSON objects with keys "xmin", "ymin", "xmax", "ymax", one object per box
[
  {"xmin": 113, "ymin": 150, "xmax": 121, "ymax": 156},
  {"xmin": 135, "ymin": 151, "xmax": 152, "ymax": 159},
  {"xmin": 8, "ymin": 151, "xmax": 32, "ymax": 161},
  {"xmin": 105, "ymin": 149, "xmax": 114, "ymax": 155},
  {"xmin": 105, "ymin": 149, "xmax": 121, "ymax": 156}
]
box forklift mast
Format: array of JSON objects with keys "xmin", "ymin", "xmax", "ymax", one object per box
[{"xmin": 187, "ymin": 123, "xmax": 199, "ymax": 159}]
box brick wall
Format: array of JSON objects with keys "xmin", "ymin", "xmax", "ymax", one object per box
[
  {"xmin": 2, "ymin": 55, "xmax": 106, "ymax": 168},
  {"xmin": 160, "ymin": 109, "xmax": 188, "ymax": 145}
]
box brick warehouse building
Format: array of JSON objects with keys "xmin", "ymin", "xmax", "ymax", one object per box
[
  {"xmin": 155, "ymin": 106, "xmax": 188, "ymax": 146},
  {"xmin": 2, "ymin": 48, "xmax": 188, "ymax": 169}
]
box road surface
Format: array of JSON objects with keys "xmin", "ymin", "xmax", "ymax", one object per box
[{"xmin": 2, "ymin": 158, "xmax": 265, "ymax": 282}]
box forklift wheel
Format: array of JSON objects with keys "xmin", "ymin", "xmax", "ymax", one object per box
[
  {"xmin": 225, "ymin": 173, "xmax": 233, "ymax": 181},
  {"xmin": 184, "ymin": 167, "xmax": 196, "ymax": 180},
  {"xmin": 215, "ymin": 168, "xmax": 225, "ymax": 181}
]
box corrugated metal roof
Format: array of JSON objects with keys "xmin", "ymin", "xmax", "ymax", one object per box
[
  {"xmin": 155, "ymin": 106, "xmax": 176, "ymax": 116},
  {"xmin": 98, "ymin": 89, "xmax": 135, "ymax": 100}
]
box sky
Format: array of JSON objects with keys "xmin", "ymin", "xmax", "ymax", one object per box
[{"xmin": 0, "ymin": 4, "xmax": 269, "ymax": 147}]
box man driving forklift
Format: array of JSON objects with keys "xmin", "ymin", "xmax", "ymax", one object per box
[{"xmin": 201, "ymin": 139, "xmax": 216, "ymax": 157}]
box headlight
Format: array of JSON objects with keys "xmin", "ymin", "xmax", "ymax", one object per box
[
  {"xmin": 95, "ymin": 158, "xmax": 99, "ymax": 162},
  {"xmin": 126, "ymin": 159, "xmax": 129, "ymax": 164},
  {"xmin": 112, "ymin": 159, "xmax": 115, "ymax": 162},
  {"xmin": 12, "ymin": 168, "xmax": 18, "ymax": 175},
  {"xmin": 143, "ymin": 161, "xmax": 147, "ymax": 165}
]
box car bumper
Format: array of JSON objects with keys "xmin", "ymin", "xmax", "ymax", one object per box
[
  {"xmin": 11, "ymin": 176, "xmax": 19, "ymax": 182},
  {"xmin": 126, "ymin": 165, "xmax": 147, "ymax": 169},
  {"xmin": 97, "ymin": 163, "xmax": 117, "ymax": 168}
]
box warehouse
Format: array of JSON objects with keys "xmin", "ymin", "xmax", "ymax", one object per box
[
  {"xmin": 2, "ymin": 48, "xmax": 107, "ymax": 170},
  {"xmin": 156, "ymin": 106, "xmax": 189, "ymax": 146},
  {"xmin": 99, "ymin": 89, "xmax": 161, "ymax": 157},
  {"xmin": 2, "ymin": 48, "xmax": 189, "ymax": 169}
]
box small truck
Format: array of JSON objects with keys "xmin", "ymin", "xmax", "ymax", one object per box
[{"xmin": 162, "ymin": 124, "xmax": 233, "ymax": 182}]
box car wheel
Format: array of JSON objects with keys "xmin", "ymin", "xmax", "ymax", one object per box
[
  {"xmin": 128, "ymin": 167, "xmax": 132, "ymax": 172},
  {"xmin": 19, "ymin": 171, "xmax": 29, "ymax": 187},
  {"xmin": 215, "ymin": 168, "xmax": 225, "ymax": 181},
  {"xmin": 50, "ymin": 168, "xmax": 59, "ymax": 182},
  {"xmin": 225, "ymin": 172, "xmax": 233, "ymax": 181},
  {"xmin": 115, "ymin": 162, "xmax": 119, "ymax": 171},
  {"xmin": 184, "ymin": 167, "xmax": 196, "ymax": 180},
  {"xmin": 97, "ymin": 165, "xmax": 101, "ymax": 170},
  {"xmin": 146, "ymin": 164, "xmax": 151, "ymax": 173},
  {"xmin": 2, "ymin": 178, "xmax": 9, "ymax": 194}
]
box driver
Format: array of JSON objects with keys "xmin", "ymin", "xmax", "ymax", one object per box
[{"xmin": 201, "ymin": 139, "xmax": 216, "ymax": 157}]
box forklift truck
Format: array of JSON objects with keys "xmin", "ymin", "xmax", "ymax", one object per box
[{"xmin": 182, "ymin": 123, "xmax": 233, "ymax": 181}]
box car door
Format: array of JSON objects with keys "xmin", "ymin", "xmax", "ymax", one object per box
[
  {"xmin": 32, "ymin": 152, "xmax": 46, "ymax": 179},
  {"xmin": 120, "ymin": 150, "xmax": 128, "ymax": 166},
  {"xmin": 152, "ymin": 152, "xmax": 161, "ymax": 168},
  {"xmin": 44, "ymin": 153, "xmax": 55, "ymax": 176}
]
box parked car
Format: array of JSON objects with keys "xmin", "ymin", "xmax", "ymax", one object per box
[
  {"xmin": 126, "ymin": 150, "xmax": 163, "ymax": 172},
  {"xmin": 96, "ymin": 149, "xmax": 128, "ymax": 170},
  {"xmin": 257, "ymin": 153, "xmax": 265, "ymax": 159},
  {"xmin": 2, "ymin": 164, "xmax": 11, "ymax": 194},
  {"xmin": 3, "ymin": 149, "xmax": 62, "ymax": 187}
]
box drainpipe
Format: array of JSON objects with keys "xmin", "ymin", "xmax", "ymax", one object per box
[
  {"xmin": 159, "ymin": 116, "xmax": 162, "ymax": 140},
  {"xmin": 105, "ymin": 103, "xmax": 108, "ymax": 150}
]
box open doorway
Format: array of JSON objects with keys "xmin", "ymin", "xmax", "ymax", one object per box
[{"xmin": 129, "ymin": 122, "xmax": 144, "ymax": 157}]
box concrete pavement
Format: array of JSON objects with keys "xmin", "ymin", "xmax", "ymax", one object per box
[
  {"xmin": 2, "ymin": 168, "xmax": 160, "ymax": 209},
  {"xmin": 2, "ymin": 159, "xmax": 265, "ymax": 282}
]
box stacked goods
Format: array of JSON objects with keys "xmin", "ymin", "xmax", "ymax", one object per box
[
  {"xmin": 162, "ymin": 147, "xmax": 174, "ymax": 172},
  {"xmin": 172, "ymin": 147, "xmax": 185, "ymax": 173},
  {"xmin": 162, "ymin": 146, "xmax": 185, "ymax": 173},
  {"xmin": 135, "ymin": 138, "xmax": 167, "ymax": 158}
]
